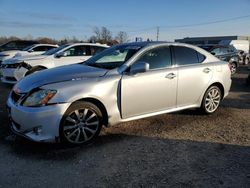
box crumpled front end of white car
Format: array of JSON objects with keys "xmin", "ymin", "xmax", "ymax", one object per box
[{"xmin": 1, "ymin": 60, "xmax": 30, "ymax": 84}]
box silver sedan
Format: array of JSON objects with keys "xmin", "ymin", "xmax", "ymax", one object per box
[{"xmin": 7, "ymin": 42, "xmax": 232, "ymax": 144}]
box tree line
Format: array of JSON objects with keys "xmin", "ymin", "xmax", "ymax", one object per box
[{"xmin": 0, "ymin": 26, "xmax": 129, "ymax": 46}]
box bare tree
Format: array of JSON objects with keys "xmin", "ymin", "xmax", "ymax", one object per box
[
  {"xmin": 116, "ymin": 31, "xmax": 129, "ymax": 43},
  {"xmin": 37, "ymin": 37, "xmax": 57, "ymax": 44},
  {"xmin": 93, "ymin": 27, "xmax": 101, "ymax": 41},
  {"xmin": 0, "ymin": 36, "xmax": 20, "ymax": 45},
  {"xmin": 92, "ymin": 26, "xmax": 112, "ymax": 43},
  {"xmin": 101, "ymin": 27, "xmax": 112, "ymax": 42}
]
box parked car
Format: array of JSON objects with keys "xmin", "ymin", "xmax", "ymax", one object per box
[
  {"xmin": 0, "ymin": 40, "xmax": 39, "ymax": 52},
  {"xmin": 6, "ymin": 42, "xmax": 232, "ymax": 144},
  {"xmin": 0, "ymin": 44, "xmax": 58, "ymax": 63},
  {"xmin": 199, "ymin": 45, "xmax": 239, "ymax": 74},
  {"xmin": 0, "ymin": 43, "xmax": 108, "ymax": 84},
  {"xmin": 238, "ymin": 50, "xmax": 249, "ymax": 65},
  {"xmin": 219, "ymin": 40, "xmax": 249, "ymax": 54},
  {"xmin": 0, "ymin": 40, "xmax": 39, "ymax": 64}
]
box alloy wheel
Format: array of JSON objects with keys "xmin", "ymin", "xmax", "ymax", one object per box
[
  {"xmin": 204, "ymin": 88, "xmax": 221, "ymax": 113},
  {"xmin": 63, "ymin": 108, "xmax": 99, "ymax": 144}
]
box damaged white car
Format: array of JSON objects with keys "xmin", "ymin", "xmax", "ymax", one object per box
[
  {"xmin": 0, "ymin": 44, "xmax": 58, "ymax": 63},
  {"xmin": 0, "ymin": 43, "xmax": 109, "ymax": 84}
]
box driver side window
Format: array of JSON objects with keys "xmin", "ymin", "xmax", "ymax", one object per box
[{"xmin": 134, "ymin": 46, "xmax": 172, "ymax": 70}]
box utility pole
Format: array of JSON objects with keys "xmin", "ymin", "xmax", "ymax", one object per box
[{"xmin": 156, "ymin": 26, "xmax": 159, "ymax": 41}]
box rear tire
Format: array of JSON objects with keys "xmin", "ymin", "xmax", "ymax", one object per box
[
  {"xmin": 200, "ymin": 86, "xmax": 222, "ymax": 114},
  {"xmin": 60, "ymin": 101, "xmax": 103, "ymax": 145}
]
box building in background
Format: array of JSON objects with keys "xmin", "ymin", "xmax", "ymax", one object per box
[{"xmin": 175, "ymin": 36, "xmax": 250, "ymax": 45}]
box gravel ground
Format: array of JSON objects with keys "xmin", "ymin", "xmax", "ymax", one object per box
[{"xmin": 0, "ymin": 67, "xmax": 249, "ymax": 188}]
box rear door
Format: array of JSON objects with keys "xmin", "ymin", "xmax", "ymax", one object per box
[{"xmin": 173, "ymin": 46, "xmax": 213, "ymax": 107}]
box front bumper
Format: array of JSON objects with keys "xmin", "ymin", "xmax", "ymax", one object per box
[
  {"xmin": 1, "ymin": 67, "xmax": 28, "ymax": 84},
  {"xmin": 7, "ymin": 97, "xmax": 71, "ymax": 143}
]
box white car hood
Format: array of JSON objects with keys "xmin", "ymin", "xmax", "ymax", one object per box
[
  {"xmin": 0, "ymin": 50, "xmax": 20, "ymax": 55},
  {"xmin": 2, "ymin": 55, "xmax": 48, "ymax": 65}
]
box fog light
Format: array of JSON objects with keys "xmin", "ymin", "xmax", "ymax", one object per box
[{"xmin": 33, "ymin": 127, "xmax": 42, "ymax": 135}]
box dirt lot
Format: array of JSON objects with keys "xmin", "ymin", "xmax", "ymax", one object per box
[{"xmin": 0, "ymin": 67, "xmax": 249, "ymax": 188}]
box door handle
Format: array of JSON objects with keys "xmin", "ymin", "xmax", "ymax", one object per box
[
  {"xmin": 165, "ymin": 73, "xmax": 176, "ymax": 79},
  {"xmin": 203, "ymin": 68, "xmax": 211, "ymax": 73}
]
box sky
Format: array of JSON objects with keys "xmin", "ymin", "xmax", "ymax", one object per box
[{"xmin": 1, "ymin": 0, "xmax": 250, "ymax": 41}]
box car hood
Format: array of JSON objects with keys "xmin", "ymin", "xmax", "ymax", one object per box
[
  {"xmin": 3, "ymin": 54, "xmax": 48, "ymax": 64},
  {"xmin": 0, "ymin": 50, "xmax": 20, "ymax": 55},
  {"xmin": 14, "ymin": 64, "xmax": 108, "ymax": 93},
  {"xmin": 17, "ymin": 54, "xmax": 48, "ymax": 61}
]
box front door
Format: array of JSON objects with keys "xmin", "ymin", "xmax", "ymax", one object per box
[
  {"xmin": 121, "ymin": 46, "xmax": 177, "ymax": 119},
  {"xmin": 54, "ymin": 45, "xmax": 91, "ymax": 66}
]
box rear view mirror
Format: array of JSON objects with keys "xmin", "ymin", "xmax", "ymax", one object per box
[{"xmin": 130, "ymin": 61, "xmax": 149, "ymax": 74}]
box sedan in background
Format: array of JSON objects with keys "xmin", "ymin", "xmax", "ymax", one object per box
[
  {"xmin": 6, "ymin": 42, "xmax": 232, "ymax": 144},
  {"xmin": 1, "ymin": 43, "xmax": 109, "ymax": 84},
  {"xmin": 199, "ymin": 45, "xmax": 239, "ymax": 74},
  {"xmin": 0, "ymin": 40, "xmax": 39, "ymax": 64},
  {"xmin": 0, "ymin": 44, "xmax": 58, "ymax": 62}
]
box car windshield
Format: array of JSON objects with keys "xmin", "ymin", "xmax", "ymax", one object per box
[
  {"xmin": 42, "ymin": 44, "xmax": 69, "ymax": 55},
  {"xmin": 22, "ymin": 44, "xmax": 35, "ymax": 51},
  {"xmin": 84, "ymin": 44, "xmax": 142, "ymax": 69}
]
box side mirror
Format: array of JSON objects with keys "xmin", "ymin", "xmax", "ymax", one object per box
[
  {"xmin": 55, "ymin": 51, "xmax": 65, "ymax": 58},
  {"xmin": 130, "ymin": 62, "xmax": 149, "ymax": 74},
  {"xmin": 211, "ymin": 52, "xmax": 216, "ymax": 55},
  {"xmin": 27, "ymin": 49, "xmax": 34, "ymax": 53}
]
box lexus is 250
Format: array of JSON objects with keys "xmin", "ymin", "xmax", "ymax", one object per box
[{"xmin": 7, "ymin": 42, "xmax": 231, "ymax": 144}]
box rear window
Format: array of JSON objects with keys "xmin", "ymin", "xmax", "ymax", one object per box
[{"xmin": 174, "ymin": 46, "xmax": 205, "ymax": 65}]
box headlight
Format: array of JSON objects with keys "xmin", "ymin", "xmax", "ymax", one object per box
[{"xmin": 23, "ymin": 89, "xmax": 57, "ymax": 107}]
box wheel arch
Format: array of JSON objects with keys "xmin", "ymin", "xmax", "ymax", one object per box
[
  {"xmin": 71, "ymin": 97, "xmax": 109, "ymax": 127},
  {"xmin": 230, "ymin": 61, "xmax": 238, "ymax": 67},
  {"xmin": 207, "ymin": 82, "xmax": 225, "ymax": 99},
  {"xmin": 24, "ymin": 65, "xmax": 48, "ymax": 76},
  {"xmin": 33, "ymin": 65, "xmax": 48, "ymax": 70}
]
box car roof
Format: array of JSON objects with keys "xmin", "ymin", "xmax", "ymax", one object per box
[
  {"xmin": 66, "ymin": 43, "xmax": 109, "ymax": 47},
  {"xmin": 120, "ymin": 41, "xmax": 172, "ymax": 47}
]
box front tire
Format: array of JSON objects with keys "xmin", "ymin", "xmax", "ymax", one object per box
[
  {"xmin": 200, "ymin": 86, "xmax": 222, "ymax": 114},
  {"xmin": 60, "ymin": 101, "xmax": 103, "ymax": 145}
]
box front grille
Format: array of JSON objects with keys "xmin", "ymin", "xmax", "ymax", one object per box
[{"xmin": 11, "ymin": 91, "xmax": 22, "ymax": 103}]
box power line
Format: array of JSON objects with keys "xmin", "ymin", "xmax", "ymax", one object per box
[
  {"xmin": 126, "ymin": 14, "xmax": 250, "ymax": 33},
  {"xmin": 161, "ymin": 14, "xmax": 250, "ymax": 29}
]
